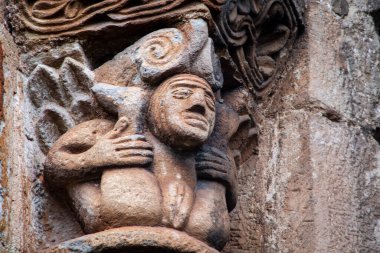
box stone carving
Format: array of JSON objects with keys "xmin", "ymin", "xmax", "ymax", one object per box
[
  {"xmin": 20, "ymin": 0, "xmax": 225, "ymax": 35},
  {"xmin": 218, "ymin": 0, "xmax": 303, "ymax": 95},
  {"xmin": 27, "ymin": 57, "xmax": 106, "ymax": 154},
  {"xmin": 26, "ymin": 18, "xmax": 255, "ymax": 252},
  {"xmin": 24, "ymin": 1, "xmax": 303, "ymax": 252},
  {"xmin": 20, "ymin": 0, "xmax": 304, "ymax": 97}
]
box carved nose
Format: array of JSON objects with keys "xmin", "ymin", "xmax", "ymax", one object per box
[
  {"xmin": 188, "ymin": 104, "xmax": 206, "ymax": 115},
  {"xmin": 189, "ymin": 89, "xmax": 207, "ymax": 115}
]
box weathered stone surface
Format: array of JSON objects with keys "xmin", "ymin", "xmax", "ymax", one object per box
[
  {"xmin": 254, "ymin": 111, "xmax": 379, "ymax": 252},
  {"xmin": 332, "ymin": 0, "xmax": 349, "ymax": 17},
  {"xmin": 0, "ymin": 15, "xmax": 24, "ymax": 253},
  {"xmin": 224, "ymin": 1, "xmax": 380, "ymax": 252},
  {"xmin": 46, "ymin": 227, "xmax": 219, "ymax": 253},
  {"xmin": 308, "ymin": 0, "xmax": 380, "ymax": 130}
]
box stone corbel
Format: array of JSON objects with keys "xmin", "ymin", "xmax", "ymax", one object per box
[{"xmin": 22, "ymin": 1, "xmax": 304, "ymax": 252}]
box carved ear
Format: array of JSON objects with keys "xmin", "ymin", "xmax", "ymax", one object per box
[
  {"xmin": 223, "ymin": 88, "xmax": 258, "ymax": 165},
  {"xmin": 229, "ymin": 118, "xmax": 258, "ymax": 165}
]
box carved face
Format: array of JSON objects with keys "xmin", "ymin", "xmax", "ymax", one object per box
[{"xmin": 149, "ymin": 74, "xmax": 216, "ymax": 149}]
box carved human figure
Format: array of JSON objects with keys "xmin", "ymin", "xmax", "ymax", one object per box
[
  {"xmin": 45, "ymin": 86, "xmax": 164, "ymax": 232},
  {"xmin": 147, "ymin": 74, "xmax": 216, "ymax": 230},
  {"xmin": 41, "ymin": 17, "xmax": 243, "ymax": 251},
  {"xmin": 44, "ymin": 72, "xmax": 237, "ymax": 250},
  {"xmin": 146, "ymin": 74, "xmax": 245, "ymax": 250}
]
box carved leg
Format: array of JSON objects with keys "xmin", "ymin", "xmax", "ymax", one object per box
[
  {"xmin": 100, "ymin": 169, "xmax": 163, "ymax": 228},
  {"xmin": 185, "ymin": 180, "xmax": 230, "ymax": 250},
  {"xmin": 67, "ymin": 182, "xmax": 104, "ymax": 233}
]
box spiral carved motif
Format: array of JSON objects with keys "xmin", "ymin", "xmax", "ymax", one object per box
[
  {"xmin": 140, "ymin": 30, "xmax": 186, "ymax": 67},
  {"xmin": 135, "ymin": 27, "xmax": 198, "ymax": 84}
]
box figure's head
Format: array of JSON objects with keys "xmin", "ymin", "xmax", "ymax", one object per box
[{"xmin": 148, "ymin": 74, "xmax": 216, "ymax": 149}]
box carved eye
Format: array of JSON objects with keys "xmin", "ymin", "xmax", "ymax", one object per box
[{"xmin": 172, "ymin": 88, "xmax": 193, "ymax": 99}]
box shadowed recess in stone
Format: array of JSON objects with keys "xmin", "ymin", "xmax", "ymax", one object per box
[
  {"xmin": 371, "ymin": 9, "xmax": 380, "ymax": 36},
  {"xmin": 372, "ymin": 128, "xmax": 380, "ymax": 145}
]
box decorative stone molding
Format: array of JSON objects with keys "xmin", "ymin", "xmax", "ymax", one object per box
[
  {"xmin": 19, "ymin": 0, "xmax": 303, "ymax": 95},
  {"xmin": 46, "ymin": 227, "xmax": 219, "ymax": 253},
  {"xmin": 19, "ymin": 0, "xmax": 220, "ymax": 36},
  {"xmin": 217, "ymin": 0, "xmax": 303, "ymax": 95}
]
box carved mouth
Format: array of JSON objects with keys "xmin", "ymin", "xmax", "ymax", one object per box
[{"xmin": 183, "ymin": 112, "xmax": 208, "ymax": 131}]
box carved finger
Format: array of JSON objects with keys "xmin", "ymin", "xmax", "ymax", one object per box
[
  {"xmin": 196, "ymin": 153, "xmax": 226, "ymax": 165},
  {"xmin": 196, "ymin": 168, "xmax": 230, "ymax": 182},
  {"xmin": 118, "ymin": 149, "xmax": 153, "ymax": 158},
  {"xmin": 114, "ymin": 141, "xmax": 153, "ymax": 151},
  {"xmin": 210, "ymin": 146, "xmax": 227, "ymax": 158},
  {"xmin": 196, "ymin": 161, "xmax": 227, "ymax": 173},
  {"xmin": 118, "ymin": 156, "xmax": 153, "ymax": 166},
  {"xmin": 200, "ymin": 146, "xmax": 226, "ymax": 159},
  {"xmin": 112, "ymin": 134, "xmax": 146, "ymax": 144}
]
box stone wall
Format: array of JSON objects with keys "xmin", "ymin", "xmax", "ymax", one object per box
[{"xmin": 227, "ymin": 0, "xmax": 380, "ymax": 252}]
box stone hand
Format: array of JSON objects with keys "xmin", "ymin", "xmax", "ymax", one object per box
[
  {"xmin": 162, "ymin": 180, "xmax": 194, "ymax": 230},
  {"xmin": 196, "ymin": 146, "xmax": 232, "ymax": 176},
  {"xmin": 87, "ymin": 117, "xmax": 153, "ymax": 168},
  {"xmin": 196, "ymin": 145, "xmax": 238, "ymax": 211}
]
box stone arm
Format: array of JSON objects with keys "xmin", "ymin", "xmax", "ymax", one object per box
[
  {"xmin": 195, "ymin": 102, "xmax": 242, "ymax": 211},
  {"xmin": 196, "ymin": 146, "xmax": 238, "ymax": 212},
  {"xmin": 45, "ymin": 118, "xmax": 153, "ymax": 187}
]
